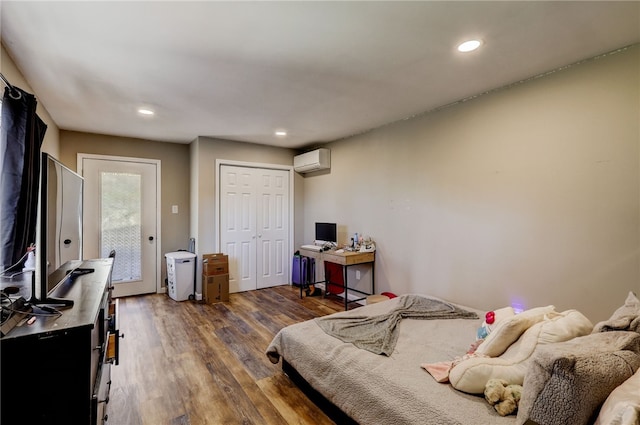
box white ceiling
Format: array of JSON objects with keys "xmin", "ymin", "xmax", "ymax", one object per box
[{"xmin": 1, "ymin": 1, "xmax": 639, "ymax": 149}]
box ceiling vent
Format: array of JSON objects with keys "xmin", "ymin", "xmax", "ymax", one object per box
[{"xmin": 293, "ymin": 148, "xmax": 330, "ymax": 173}]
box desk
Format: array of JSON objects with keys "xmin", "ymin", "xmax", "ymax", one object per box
[{"xmin": 298, "ymin": 248, "xmax": 375, "ymax": 310}]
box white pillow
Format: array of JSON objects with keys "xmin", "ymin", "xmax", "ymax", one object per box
[
  {"xmin": 450, "ymin": 309, "xmax": 593, "ymax": 394},
  {"xmin": 476, "ymin": 305, "xmax": 555, "ymax": 357},
  {"xmin": 485, "ymin": 306, "xmax": 516, "ymax": 332},
  {"xmin": 595, "ymin": 368, "xmax": 640, "ymax": 425}
]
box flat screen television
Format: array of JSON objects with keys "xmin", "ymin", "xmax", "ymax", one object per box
[
  {"xmin": 33, "ymin": 153, "xmax": 84, "ymax": 306},
  {"xmin": 315, "ymin": 222, "xmax": 337, "ymax": 244}
]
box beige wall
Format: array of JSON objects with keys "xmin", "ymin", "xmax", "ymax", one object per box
[
  {"xmin": 1, "ymin": 44, "xmax": 59, "ymax": 156},
  {"xmin": 190, "ymin": 137, "xmax": 297, "ymax": 293},
  {"xmin": 7, "ymin": 36, "xmax": 638, "ymax": 322},
  {"xmin": 303, "ymin": 46, "xmax": 640, "ymax": 323},
  {"xmin": 60, "ymin": 131, "xmax": 191, "ymax": 288}
]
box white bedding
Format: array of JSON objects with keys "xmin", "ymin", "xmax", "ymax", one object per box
[{"xmin": 266, "ymin": 295, "xmax": 516, "ymax": 425}]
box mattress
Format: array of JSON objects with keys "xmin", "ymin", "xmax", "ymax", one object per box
[{"xmin": 266, "ymin": 294, "xmax": 517, "ymax": 425}]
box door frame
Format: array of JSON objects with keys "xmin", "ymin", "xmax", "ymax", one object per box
[
  {"xmin": 77, "ymin": 153, "xmax": 163, "ymax": 294},
  {"xmin": 214, "ymin": 159, "xmax": 294, "ymax": 287}
]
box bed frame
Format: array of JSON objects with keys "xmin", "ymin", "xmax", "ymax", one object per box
[{"xmin": 282, "ymin": 360, "xmax": 357, "ymax": 425}]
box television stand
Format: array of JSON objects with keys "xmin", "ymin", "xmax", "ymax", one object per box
[{"xmin": 1, "ymin": 258, "xmax": 119, "ymax": 425}]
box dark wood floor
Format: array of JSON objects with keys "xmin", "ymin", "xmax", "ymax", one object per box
[{"xmin": 108, "ymin": 285, "xmax": 348, "ymax": 425}]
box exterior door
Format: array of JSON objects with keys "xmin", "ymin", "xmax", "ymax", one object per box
[
  {"xmin": 219, "ymin": 165, "xmax": 289, "ymax": 292},
  {"xmin": 79, "ymin": 154, "xmax": 160, "ymax": 297}
]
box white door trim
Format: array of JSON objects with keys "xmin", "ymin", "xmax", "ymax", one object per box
[
  {"xmin": 214, "ymin": 159, "xmax": 294, "ymax": 280},
  {"xmin": 77, "ymin": 153, "xmax": 163, "ymax": 294}
]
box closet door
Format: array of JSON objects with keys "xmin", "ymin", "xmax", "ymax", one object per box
[
  {"xmin": 220, "ymin": 166, "xmax": 257, "ymax": 293},
  {"xmin": 255, "ymin": 168, "xmax": 289, "ymax": 289},
  {"xmin": 219, "ymin": 165, "xmax": 289, "ymax": 293}
]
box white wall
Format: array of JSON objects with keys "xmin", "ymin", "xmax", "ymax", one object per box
[
  {"xmin": 302, "ymin": 46, "xmax": 640, "ymax": 323},
  {"xmin": 189, "ymin": 137, "xmax": 297, "ymax": 294}
]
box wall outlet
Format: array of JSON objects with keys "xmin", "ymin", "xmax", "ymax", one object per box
[
  {"xmin": 356, "ymin": 270, "xmax": 361, "ymax": 280},
  {"xmin": 172, "ymin": 205, "xmax": 179, "ymax": 214}
]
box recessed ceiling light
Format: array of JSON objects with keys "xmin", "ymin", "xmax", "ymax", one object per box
[
  {"xmin": 457, "ymin": 39, "xmax": 482, "ymax": 53},
  {"xmin": 275, "ymin": 130, "xmax": 287, "ymax": 137},
  {"xmin": 138, "ymin": 108, "xmax": 155, "ymax": 116}
]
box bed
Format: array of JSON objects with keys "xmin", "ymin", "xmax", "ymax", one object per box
[
  {"xmin": 266, "ymin": 294, "xmax": 515, "ymax": 425},
  {"xmin": 266, "ymin": 292, "xmax": 640, "ymax": 425}
]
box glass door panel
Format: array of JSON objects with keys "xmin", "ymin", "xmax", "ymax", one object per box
[{"xmin": 100, "ymin": 171, "xmax": 142, "ymax": 283}]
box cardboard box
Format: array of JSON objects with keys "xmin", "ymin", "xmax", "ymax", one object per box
[
  {"xmin": 203, "ymin": 273, "xmax": 229, "ymax": 304},
  {"xmin": 202, "ymin": 253, "xmax": 229, "ymax": 276},
  {"xmin": 203, "ymin": 261, "xmax": 229, "ymax": 276},
  {"xmin": 203, "ymin": 253, "xmax": 228, "ymax": 262}
]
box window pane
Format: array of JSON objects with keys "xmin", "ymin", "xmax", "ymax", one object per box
[{"xmin": 101, "ymin": 172, "xmax": 142, "ymax": 282}]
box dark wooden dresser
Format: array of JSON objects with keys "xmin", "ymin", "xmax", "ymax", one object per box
[{"xmin": 1, "ymin": 258, "xmax": 119, "ymax": 424}]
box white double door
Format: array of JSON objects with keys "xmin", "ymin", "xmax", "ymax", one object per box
[{"xmin": 219, "ymin": 165, "xmax": 290, "ymax": 293}]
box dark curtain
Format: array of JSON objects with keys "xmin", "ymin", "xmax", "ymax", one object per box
[{"xmin": 0, "ymin": 86, "xmax": 47, "ymax": 272}]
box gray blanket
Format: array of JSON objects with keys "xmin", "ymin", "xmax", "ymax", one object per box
[
  {"xmin": 516, "ymin": 331, "xmax": 640, "ymax": 425},
  {"xmin": 315, "ymin": 294, "xmax": 478, "ymax": 355},
  {"xmin": 597, "ymin": 315, "xmax": 640, "ymax": 333}
]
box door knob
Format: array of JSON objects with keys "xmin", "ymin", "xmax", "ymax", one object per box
[
  {"xmin": 64, "ymin": 239, "xmax": 72, "ymax": 245},
  {"xmin": 148, "ymin": 236, "xmax": 154, "ymax": 241}
]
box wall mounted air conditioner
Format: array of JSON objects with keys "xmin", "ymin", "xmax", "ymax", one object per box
[{"xmin": 293, "ymin": 148, "xmax": 330, "ymax": 173}]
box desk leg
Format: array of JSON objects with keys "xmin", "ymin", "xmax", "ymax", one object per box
[
  {"xmin": 372, "ymin": 262, "xmax": 375, "ymax": 294},
  {"xmin": 343, "ymin": 265, "xmax": 348, "ymax": 311},
  {"xmin": 322, "ymin": 260, "xmax": 328, "ymax": 299}
]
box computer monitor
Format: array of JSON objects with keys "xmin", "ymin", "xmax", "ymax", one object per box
[{"xmin": 315, "ymin": 222, "xmax": 337, "ymax": 244}]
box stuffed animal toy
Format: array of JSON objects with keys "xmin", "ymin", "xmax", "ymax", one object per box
[{"xmin": 484, "ymin": 378, "xmax": 523, "ymax": 416}]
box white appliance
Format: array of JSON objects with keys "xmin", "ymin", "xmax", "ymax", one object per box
[
  {"xmin": 165, "ymin": 251, "xmax": 196, "ymax": 301},
  {"xmin": 293, "ymin": 148, "xmax": 330, "ymax": 173}
]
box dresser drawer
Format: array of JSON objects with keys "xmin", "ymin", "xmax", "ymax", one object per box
[
  {"xmin": 106, "ymin": 298, "xmax": 120, "ymax": 365},
  {"xmin": 108, "ymin": 298, "xmax": 119, "ymax": 332},
  {"xmin": 92, "ymin": 359, "xmax": 112, "ymax": 425}
]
